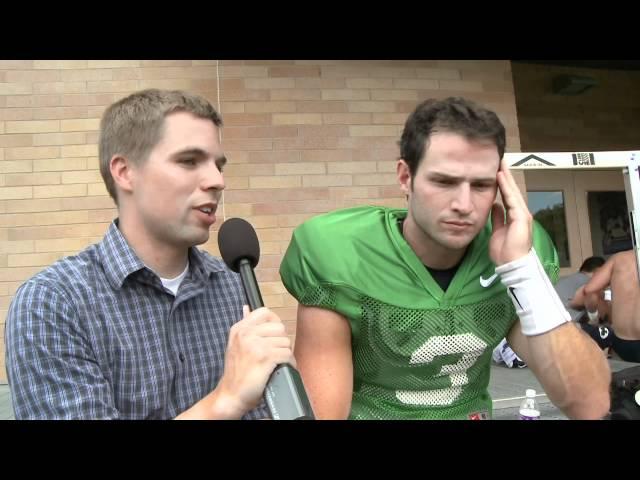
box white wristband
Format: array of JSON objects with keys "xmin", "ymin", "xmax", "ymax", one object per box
[
  {"xmin": 495, "ymin": 248, "xmax": 571, "ymax": 336},
  {"xmin": 587, "ymin": 310, "xmax": 599, "ymax": 323}
]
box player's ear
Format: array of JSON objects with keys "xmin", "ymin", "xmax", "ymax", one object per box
[{"xmin": 397, "ymin": 159, "xmax": 411, "ymax": 196}]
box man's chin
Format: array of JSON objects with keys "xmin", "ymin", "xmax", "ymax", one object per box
[
  {"xmin": 192, "ymin": 233, "xmax": 210, "ymax": 246},
  {"xmin": 439, "ymin": 234, "xmax": 475, "ymax": 251},
  {"xmin": 181, "ymin": 228, "xmax": 210, "ymax": 247}
]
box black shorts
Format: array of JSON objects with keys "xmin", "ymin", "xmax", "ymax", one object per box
[
  {"xmin": 580, "ymin": 323, "xmax": 614, "ymax": 350},
  {"xmin": 581, "ymin": 324, "xmax": 640, "ymax": 362},
  {"xmin": 611, "ymin": 337, "xmax": 640, "ymax": 363}
]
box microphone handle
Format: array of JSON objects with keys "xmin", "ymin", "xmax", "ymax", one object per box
[
  {"xmin": 265, "ymin": 364, "xmax": 315, "ymax": 420},
  {"xmin": 237, "ymin": 259, "xmax": 264, "ymax": 310},
  {"xmin": 236, "ymin": 258, "xmax": 315, "ymax": 420}
]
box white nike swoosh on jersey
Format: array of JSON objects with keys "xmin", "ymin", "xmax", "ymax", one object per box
[{"xmin": 479, "ymin": 273, "xmax": 498, "ymax": 288}]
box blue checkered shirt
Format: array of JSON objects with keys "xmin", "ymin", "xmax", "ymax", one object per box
[{"xmin": 5, "ymin": 220, "xmax": 269, "ymax": 420}]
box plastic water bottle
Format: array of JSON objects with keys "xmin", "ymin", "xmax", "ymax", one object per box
[{"xmin": 518, "ymin": 389, "xmax": 541, "ymax": 420}]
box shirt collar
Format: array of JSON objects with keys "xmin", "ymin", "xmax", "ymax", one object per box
[{"xmin": 97, "ymin": 219, "xmax": 225, "ymax": 289}]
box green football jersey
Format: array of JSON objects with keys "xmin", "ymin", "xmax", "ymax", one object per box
[{"xmin": 280, "ymin": 206, "xmax": 559, "ymax": 420}]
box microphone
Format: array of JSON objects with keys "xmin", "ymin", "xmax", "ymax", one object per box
[{"xmin": 218, "ymin": 218, "xmax": 315, "ymax": 420}]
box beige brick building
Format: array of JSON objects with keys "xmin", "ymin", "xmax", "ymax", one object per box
[{"xmin": 1, "ymin": 60, "xmax": 639, "ymax": 382}]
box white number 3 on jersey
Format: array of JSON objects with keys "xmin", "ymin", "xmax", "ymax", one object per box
[{"xmin": 396, "ymin": 333, "xmax": 487, "ymax": 406}]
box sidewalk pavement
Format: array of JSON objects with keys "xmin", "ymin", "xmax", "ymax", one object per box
[{"xmin": 490, "ymin": 357, "xmax": 636, "ymax": 420}]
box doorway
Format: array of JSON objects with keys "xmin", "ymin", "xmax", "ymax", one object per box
[{"xmin": 524, "ymin": 170, "xmax": 630, "ymax": 277}]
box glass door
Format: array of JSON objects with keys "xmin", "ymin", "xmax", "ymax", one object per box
[
  {"xmin": 524, "ymin": 170, "xmax": 581, "ymax": 277},
  {"xmin": 573, "ymin": 170, "xmax": 628, "ymax": 260},
  {"xmin": 524, "ymin": 169, "xmax": 628, "ymax": 277}
]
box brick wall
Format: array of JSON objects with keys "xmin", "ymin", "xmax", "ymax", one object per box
[
  {"xmin": 512, "ymin": 62, "xmax": 640, "ymax": 151},
  {"xmin": 0, "ymin": 59, "xmax": 520, "ymax": 381}
]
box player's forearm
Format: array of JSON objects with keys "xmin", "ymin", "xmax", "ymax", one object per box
[
  {"xmin": 295, "ymin": 305, "xmax": 354, "ymax": 419},
  {"xmin": 307, "ymin": 389, "xmax": 352, "ymax": 419},
  {"xmin": 297, "ymin": 364, "xmax": 353, "ymax": 419},
  {"xmin": 497, "ymin": 250, "xmax": 610, "ymax": 418},
  {"xmin": 296, "ymin": 347, "xmax": 353, "ymax": 419},
  {"xmin": 524, "ymin": 323, "xmax": 611, "ymax": 419}
]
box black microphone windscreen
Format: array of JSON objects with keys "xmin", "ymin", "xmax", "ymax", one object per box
[{"xmin": 218, "ymin": 218, "xmax": 260, "ymax": 272}]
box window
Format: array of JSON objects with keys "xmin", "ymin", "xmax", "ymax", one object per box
[
  {"xmin": 527, "ymin": 191, "xmax": 570, "ymax": 267},
  {"xmin": 588, "ymin": 191, "xmax": 632, "ymax": 257}
]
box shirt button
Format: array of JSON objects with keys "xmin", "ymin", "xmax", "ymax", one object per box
[{"xmin": 179, "ymin": 353, "xmax": 185, "ymax": 363}]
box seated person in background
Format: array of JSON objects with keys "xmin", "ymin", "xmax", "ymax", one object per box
[
  {"xmin": 554, "ymin": 256, "xmax": 611, "ymax": 353},
  {"xmin": 578, "ymin": 250, "xmax": 640, "ymax": 363},
  {"xmin": 554, "ymin": 256, "xmax": 605, "ymax": 322}
]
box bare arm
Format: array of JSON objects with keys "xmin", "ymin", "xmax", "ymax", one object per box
[
  {"xmin": 569, "ymin": 285, "xmax": 586, "ymax": 310},
  {"xmin": 494, "ymin": 159, "xmax": 610, "ymax": 419},
  {"xmin": 570, "ymin": 285, "xmax": 609, "ymax": 324},
  {"xmin": 294, "ymin": 304, "xmax": 353, "ymax": 419},
  {"xmin": 584, "ymin": 258, "xmax": 614, "ymax": 313},
  {"xmin": 508, "ymin": 321, "xmax": 610, "ymax": 419}
]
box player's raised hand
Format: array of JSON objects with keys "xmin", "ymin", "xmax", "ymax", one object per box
[{"xmin": 489, "ymin": 158, "xmax": 533, "ymax": 265}]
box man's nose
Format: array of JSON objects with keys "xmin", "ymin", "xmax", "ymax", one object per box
[
  {"xmin": 451, "ymin": 183, "xmax": 472, "ymax": 214},
  {"xmin": 202, "ymin": 160, "xmax": 225, "ymax": 191}
]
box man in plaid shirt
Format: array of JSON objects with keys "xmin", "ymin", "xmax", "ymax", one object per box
[{"xmin": 5, "ymin": 89, "xmax": 294, "ymax": 419}]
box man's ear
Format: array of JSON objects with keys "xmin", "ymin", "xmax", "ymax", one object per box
[
  {"xmin": 110, "ymin": 155, "xmax": 135, "ymax": 195},
  {"xmin": 397, "ymin": 159, "xmax": 412, "ymax": 197}
]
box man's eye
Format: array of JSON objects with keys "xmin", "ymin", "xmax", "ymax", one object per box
[{"xmin": 180, "ymin": 158, "xmax": 197, "ymax": 166}]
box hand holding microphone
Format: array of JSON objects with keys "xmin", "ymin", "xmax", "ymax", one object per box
[
  {"xmin": 218, "ymin": 218, "xmax": 315, "ymax": 420},
  {"xmin": 214, "ymin": 305, "xmax": 295, "ymax": 418}
]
